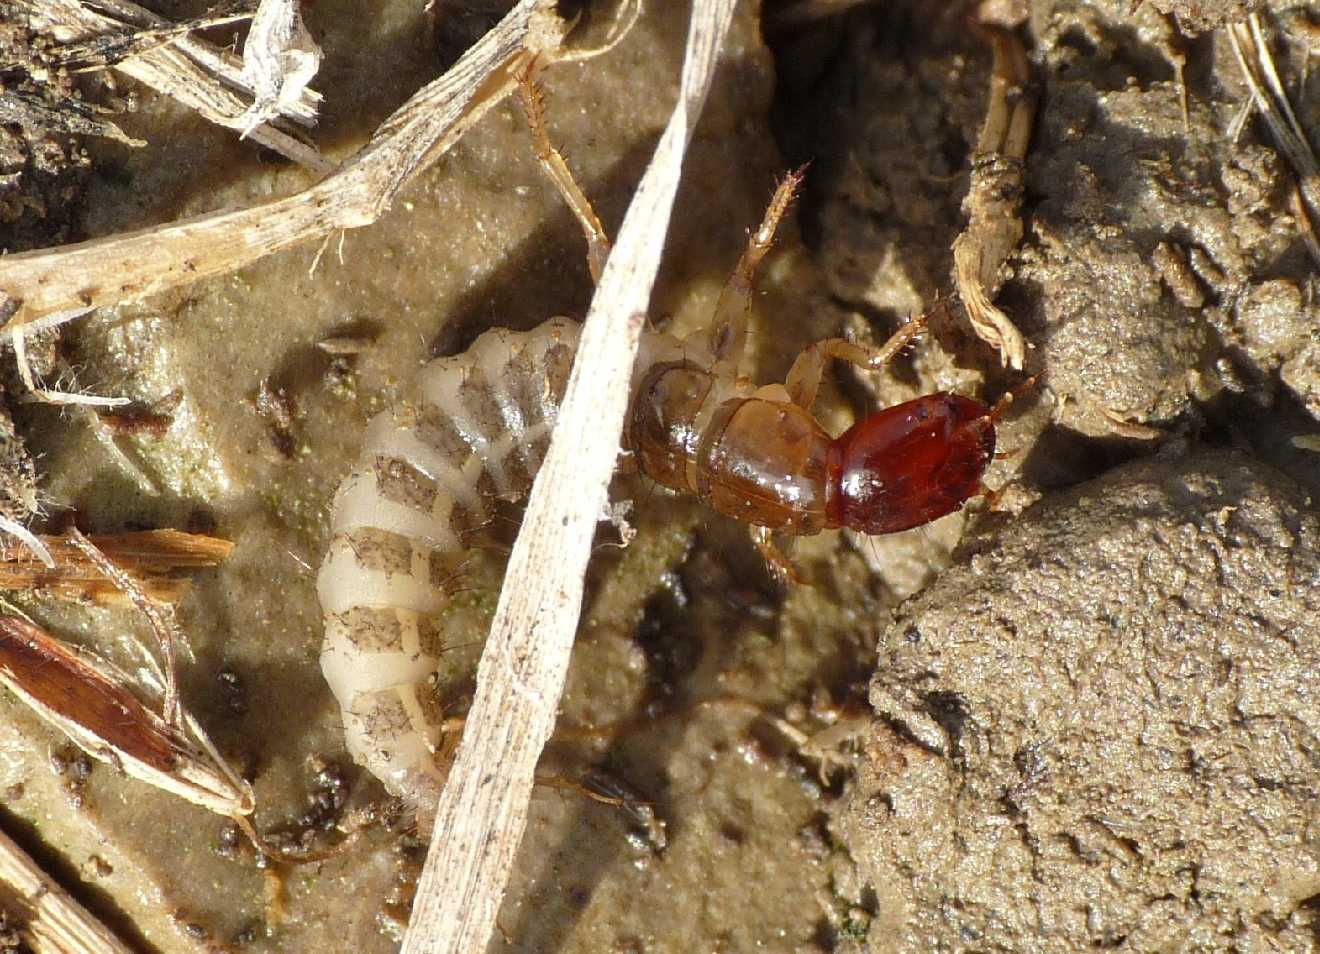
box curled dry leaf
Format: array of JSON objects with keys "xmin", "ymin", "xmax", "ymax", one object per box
[
  {"xmin": 951, "ymin": 24, "xmax": 1036, "ymax": 370},
  {"xmin": 239, "ymin": 0, "xmax": 323, "ymax": 138}
]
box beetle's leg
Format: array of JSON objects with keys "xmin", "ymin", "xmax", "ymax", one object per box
[
  {"xmin": 750, "ymin": 526, "xmax": 804, "ymax": 586},
  {"xmin": 987, "ymin": 372, "xmax": 1041, "ymax": 423},
  {"xmin": 708, "ymin": 167, "xmax": 805, "ymax": 387},
  {"xmin": 516, "ymin": 63, "xmax": 611, "ymax": 286},
  {"xmin": 784, "ymin": 313, "xmax": 927, "ymax": 410}
]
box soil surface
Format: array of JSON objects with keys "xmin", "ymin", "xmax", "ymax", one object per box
[
  {"xmin": 840, "ymin": 450, "xmax": 1320, "ymax": 951},
  {"xmin": 1, "ymin": 0, "xmax": 1318, "ymax": 952}
]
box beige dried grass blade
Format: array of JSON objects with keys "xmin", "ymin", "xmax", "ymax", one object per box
[
  {"xmin": 0, "ymin": 0, "xmax": 566, "ymax": 329},
  {"xmin": 0, "ymin": 825, "xmax": 134, "ymax": 954},
  {"xmin": 399, "ymin": 2, "xmax": 739, "ymax": 952}
]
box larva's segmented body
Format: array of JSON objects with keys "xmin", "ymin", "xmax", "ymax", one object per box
[{"xmin": 317, "ymin": 318, "xmax": 707, "ymax": 806}]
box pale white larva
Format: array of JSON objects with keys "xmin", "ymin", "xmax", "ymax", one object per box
[
  {"xmin": 317, "ymin": 317, "xmax": 707, "ymax": 808},
  {"xmin": 317, "ymin": 318, "xmax": 583, "ymax": 807}
]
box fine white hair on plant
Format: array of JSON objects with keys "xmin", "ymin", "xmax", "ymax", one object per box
[
  {"xmin": 9, "ymin": 308, "xmax": 130, "ymax": 407},
  {"xmin": 0, "ymin": 514, "xmax": 54, "ymax": 569},
  {"xmin": 10, "ymin": 323, "xmax": 130, "ymax": 409}
]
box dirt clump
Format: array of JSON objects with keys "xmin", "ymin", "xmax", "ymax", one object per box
[{"xmin": 837, "ymin": 450, "xmax": 1320, "ymax": 952}]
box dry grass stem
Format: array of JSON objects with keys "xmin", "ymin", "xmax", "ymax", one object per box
[
  {"xmin": 400, "ymin": 2, "xmax": 737, "ymax": 951},
  {"xmin": 0, "ymin": 824, "xmax": 134, "ymax": 954},
  {"xmin": 21, "ymin": 0, "xmax": 327, "ymax": 170},
  {"xmin": 0, "ymin": 0, "xmax": 568, "ymax": 330},
  {"xmin": 1228, "ymin": 15, "xmax": 1320, "ymax": 267},
  {"xmin": 952, "ymin": 24, "xmax": 1036, "ymax": 370},
  {"xmin": 42, "ymin": 4, "xmax": 256, "ymax": 73},
  {"xmin": 0, "ymin": 529, "xmax": 232, "ymax": 604}
]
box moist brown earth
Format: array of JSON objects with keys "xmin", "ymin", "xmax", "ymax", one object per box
[{"xmin": 1, "ymin": 0, "xmax": 1318, "ymax": 952}]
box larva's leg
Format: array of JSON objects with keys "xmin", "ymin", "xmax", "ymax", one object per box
[
  {"xmin": 708, "ymin": 167, "xmax": 805, "ymax": 387},
  {"xmin": 784, "ymin": 312, "xmax": 927, "ymax": 411},
  {"xmin": 516, "ymin": 64, "xmax": 611, "ymax": 285},
  {"xmin": 750, "ymin": 525, "xmax": 802, "ymax": 586}
]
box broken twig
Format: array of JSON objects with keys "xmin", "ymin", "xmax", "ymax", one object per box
[
  {"xmin": 0, "ymin": 823, "xmax": 135, "ymax": 954},
  {"xmin": 0, "ymin": 0, "xmax": 568, "ymax": 329}
]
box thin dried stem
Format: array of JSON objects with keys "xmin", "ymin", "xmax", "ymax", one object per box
[
  {"xmin": 64, "ymin": 528, "xmax": 184, "ymax": 726},
  {"xmin": 0, "ymin": 0, "xmax": 569, "ymax": 330},
  {"xmin": 400, "ymin": 3, "xmax": 737, "ymax": 952},
  {"xmin": 1228, "ymin": 14, "xmax": 1320, "ymax": 267},
  {"xmin": 0, "ymin": 824, "xmax": 135, "ymax": 954}
]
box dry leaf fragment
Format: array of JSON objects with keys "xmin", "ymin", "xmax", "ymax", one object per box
[
  {"xmin": 0, "ymin": 615, "xmax": 254, "ymax": 817},
  {"xmin": 238, "ymin": 0, "xmax": 323, "ymax": 138},
  {"xmin": 0, "ymin": 530, "xmax": 234, "ymax": 604}
]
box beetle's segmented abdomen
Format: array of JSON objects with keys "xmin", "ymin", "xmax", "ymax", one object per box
[{"xmin": 317, "ymin": 318, "xmax": 581, "ymax": 804}]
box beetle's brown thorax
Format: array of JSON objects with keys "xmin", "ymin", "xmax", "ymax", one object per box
[{"xmin": 628, "ymin": 363, "xmax": 833, "ymax": 534}]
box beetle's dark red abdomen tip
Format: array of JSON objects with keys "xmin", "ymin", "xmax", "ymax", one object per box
[{"xmin": 827, "ymin": 393, "xmax": 996, "ymax": 535}]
